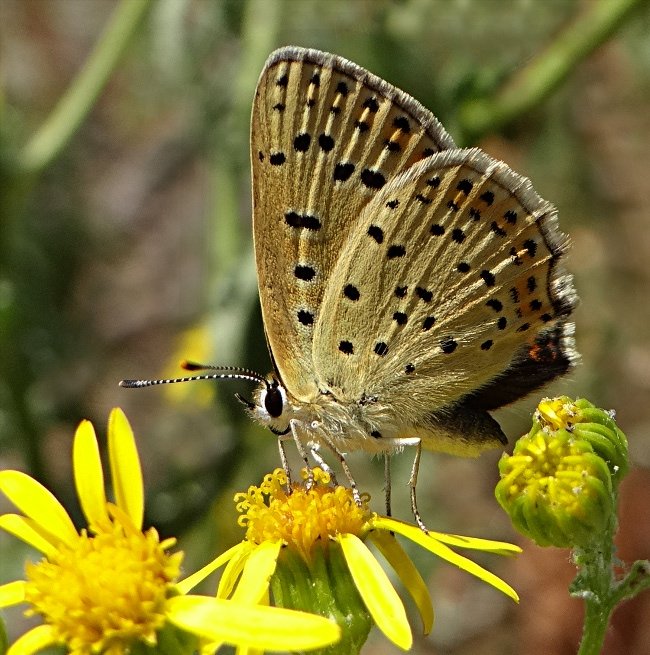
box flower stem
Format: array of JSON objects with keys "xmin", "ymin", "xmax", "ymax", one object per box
[
  {"xmin": 612, "ymin": 560, "xmax": 650, "ymax": 605},
  {"xmin": 458, "ymin": 0, "xmax": 645, "ymax": 143},
  {"xmin": 577, "ymin": 595, "xmax": 613, "ymax": 655},
  {"xmin": 18, "ymin": 0, "xmax": 153, "ymax": 175},
  {"xmin": 571, "ymin": 505, "xmax": 617, "ymax": 655},
  {"xmin": 572, "ymin": 516, "xmax": 650, "ymax": 654}
]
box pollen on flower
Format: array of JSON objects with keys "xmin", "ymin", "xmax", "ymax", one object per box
[
  {"xmin": 536, "ymin": 397, "xmax": 577, "ymax": 432},
  {"xmin": 23, "ymin": 506, "xmax": 182, "ymax": 655},
  {"xmin": 235, "ymin": 468, "xmax": 371, "ymax": 561}
]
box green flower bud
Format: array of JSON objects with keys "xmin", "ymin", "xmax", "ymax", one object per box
[
  {"xmin": 536, "ymin": 397, "xmax": 629, "ymax": 482},
  {"xmin": 495, "ymin": 397, "xmax": 629, "ymax": 549}
]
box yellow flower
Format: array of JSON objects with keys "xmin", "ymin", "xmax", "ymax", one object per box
[
  {"xmin": 192, "ymin": 468, "xmax": 520, "ymax": 652},
  {"xmin": 0, "ymin": 410, "xmax": 340, "ymax": 655},
  {"xmin": 162, "ymin": 323, "xmax": 215, "ymax": 406},
  {"xmin": 496, "ymin": 397, "xmax": 629, "ymax": 548}
]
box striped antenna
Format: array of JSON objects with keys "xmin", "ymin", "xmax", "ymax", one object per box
[{"xmin": 119, "ymin": 361, "xmax": 268, "ymax": 389}]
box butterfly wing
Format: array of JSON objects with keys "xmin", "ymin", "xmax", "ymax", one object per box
[
  {"xmin": 312, "ymin": 147, "xmax": 577, "ymax": 453},
  {"xmin": 251, "ymin": 47, "xmax": 455, "ymax": 400}
]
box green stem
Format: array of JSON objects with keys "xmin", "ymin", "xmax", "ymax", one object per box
[
  {"xmin": 577, "ymin": 596, "xmax": 613, "ymax": 655},
  {"xmin": 18, "ymin": 0, "xmax": 153, "ymax": 175},
  {"xmin": 458, "ymin": 0, "xmax": 646, "ymax": 143},
  {"xmin": 571, "ymin": 508, "xmax": 617, "ymax": 655},
  {"xmin": 573, "ymin": 518, "xmax": 650, "ymax": 653},
  {"xmin": 209, "ymin": 0, "xmax": 283, "ymax": 277},
  {"xmin": 612, "ymin": 560, "xmax": 650, "ymax": 604},
  {"xmin": 573, "ymin": 556, "xmax": 650, "ymax": 655}
]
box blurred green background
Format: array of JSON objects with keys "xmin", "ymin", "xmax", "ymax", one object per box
[{"xmin": 1, "ymin": 0, "xmax": 650, "ymax": 653}]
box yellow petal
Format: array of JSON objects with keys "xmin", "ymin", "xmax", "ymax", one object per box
[
  {"xmin": 0, "ymin": 514, "xmax": 58, "ymax": 557},
  {"xmin": 231, "ymin": 540, "xmax": 282, "ymax": 603},
  {"xmin": 176, "ymin": 542, "xmax": 246, "ymax": 595},
  {"xmin": 167, "ymin": 595, "xmax": 341, "ymax": 651},
  {"xmin": 73, "ymin": 419, "xmax": 109, "ymax": 529},
  {"xmin": 370, "ymin": 516, "xmax": 521, "ymax": 554},
  {"xmin": 217, "ymin": 541, "xmax": 255, "ymax": 599},
  {"xmin": 7, "ymin": 624, "xmax": 57, "ymax": 655},
  {"xmin": 338, "ymin": 533, "xmax": 412, "ymax": 650},
  {"xmin": 0, "ymin": 580, "xmax": 27, "ymax": 608},
  {"xmin": 0, "ymin": 471, "xmax": 76, "ymax": 545},
  {"xmin": 426, "ymin": 531, "xmax": 522, "ymax": 555},
  {"xmin": 108, "ymin": 408, "xmax": 144, "ymax": 530},
  {"xmin": 369, "ymin": 530, "xmax": 434, "ymax": 635},
  {"xmin": 371, "ymin": 518, "xmax": 519, "ymax": 602}
]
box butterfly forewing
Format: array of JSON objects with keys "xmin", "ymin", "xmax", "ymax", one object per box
[
  {"xmin": 312, "ymin": 148, "xmax": 576, "ymax": 423},
  {"xmin": 251, "ymin": 47, "xmax": 455, "ymax": 400}
]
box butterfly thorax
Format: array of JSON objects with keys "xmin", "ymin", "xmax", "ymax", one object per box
[{"xmin": 250, "ymin": 375, "xmax": 408, "ymax": 454}]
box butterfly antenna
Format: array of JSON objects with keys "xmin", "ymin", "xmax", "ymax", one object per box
[
  {"xmin": 180, "ymin": 360, "xmax": 266, "ymax": 380},
  {"xmin": 119, "ymin": 361, "xmax": 267, "ymax": 389}
]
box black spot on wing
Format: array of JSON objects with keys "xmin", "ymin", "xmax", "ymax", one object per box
[
  {"xmin": 339, "ymin": 340, "xmax": 354, "ymax": 355},
  {"xmin": 393, "ymin": 311, "xmax": 408, "ymax": 325},
  {"xmin": 343, "ymin": 284, "xmax": 360, "ymax": 301},
  {"xmin": 294, "ymin": 265, "xmax": 316, "ymax": 281},
  {"xmin": 318, "ymin": 134, "xmax": 334, "ymax": 152},
  {"xmin": 367, "ymin": 225, "xmax": 384, "ymax": 243},
  {"xmin": 360, "ymin": 169, "xmax": 386, "ymax": 189},
  {"xmin": 374, "ymin": 342, "xmax": 389, "ymax": 356},
  {"xmin": 293, "ymin": 133, "xmax": 311, "ymax": 152},
  {"xmin": 297, "ymin": 310, "xmax": 314, "ymax": 326},
  {"xmin": 334, "ymin": 162, "xmax": 355, "ymax": 181},
  {"xmin": 387, "ymin": 245, "xmax": 406, "ymax": 259},
  {"xmin": 440, "ymin": 337, "xmax": 457, "ymax": 354}
]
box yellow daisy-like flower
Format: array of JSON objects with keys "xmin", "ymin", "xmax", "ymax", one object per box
[
  {"xmin": 178, "ymin": 468, "xmax": 520, "ymax": 652},
  {"xmin": 0, "ymin": 410, "xmax": 340, "ymax": 655},
  {"xmin": 496, "ymin": 397, "xmax": 629, "ymax": 548}
]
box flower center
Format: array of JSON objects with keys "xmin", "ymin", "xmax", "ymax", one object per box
[
  {"xmin": 24, "ymin": 505, "xmax": 182, "ymax": 655},
  {"xmin": 235, "ymin": 468, "xmax": 371, "ymax": 561}
]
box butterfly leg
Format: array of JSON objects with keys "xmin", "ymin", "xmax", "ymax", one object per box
[
  {"xmin": 277, "ymin": 434, "xmax": 293, "ymax": 491},
  {"xmin": 384, "ymin": 453, "xmax": 392, "ymax": 517},
  {"xmin": 289, "ymin": 419, "xmax": 315, "ymax": 489},
  {"xmin": 408, "ymin": 440, "xmax": 429, "ymax": 533},
  {"xmin": 316, "ymin": 431, "xmax": 361, "ymax": 505},
  {"xmin": 309, "ymin": 444, "xmax": 339, "ymax": 486}
]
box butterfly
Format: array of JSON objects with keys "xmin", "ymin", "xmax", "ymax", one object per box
[{"xmin": 122, "ymin": 46, "xmax": 578, "ymax": 526}]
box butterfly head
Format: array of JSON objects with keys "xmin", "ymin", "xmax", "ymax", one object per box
[{"xmin": 249, "ymin": 375, "xmax": 293, "ymax": 436}]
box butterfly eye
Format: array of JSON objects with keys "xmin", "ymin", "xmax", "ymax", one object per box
[{"xmin": 264, "ymin": 384, "xmax": 285, "ymax": 418}]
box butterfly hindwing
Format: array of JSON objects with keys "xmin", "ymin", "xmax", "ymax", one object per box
[
  {"xmin": 251, "ymin": 47, "xmax": 455, "ymax": 400},
  {"xmin": 311, "ymin": 148, "xmax": 577, "ymax": 438}
]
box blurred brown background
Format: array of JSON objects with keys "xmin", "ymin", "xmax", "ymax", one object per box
[{"xmin": 1, "ymin": 0, "xmax": 650, "ymax": 653}]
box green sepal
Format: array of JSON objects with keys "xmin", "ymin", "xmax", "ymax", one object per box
[{"xmin": 271, "ymin": 543, "xmax": 372, "ymax": 655}]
